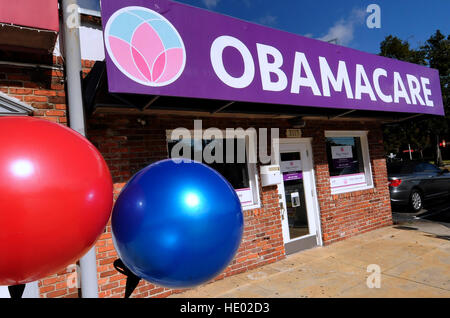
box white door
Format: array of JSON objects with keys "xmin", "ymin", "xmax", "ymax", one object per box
[{"xmin": 275, "ymin": 139, "xmax": 322, "ymax": 254}]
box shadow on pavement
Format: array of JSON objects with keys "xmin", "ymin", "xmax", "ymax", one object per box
[
  {"xmin": 423, "ymin": 234, "xmax": 450, "ymax": 241},
  {"xmin": 393, "ymin": 225, "xmax": 418, "ymax": 231},
  {"xmin": 392, "ymin": 197, "xmax": 450, "ymax": 238}
]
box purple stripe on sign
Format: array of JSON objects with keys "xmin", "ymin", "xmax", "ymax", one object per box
[
  {"xmin": 330, "ymin": 172, "xmax": 365, "ymax": 179},
  {"xmin": 332, "ymin": 182, "xmax": 367, "ymax": 189},
  {"xmin": 283, "ymin": 172, "xmax": 303, "ymax": 181}
]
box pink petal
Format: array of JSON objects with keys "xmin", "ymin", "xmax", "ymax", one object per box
[
  {"xmin": 131, "ymin": 22, "xmax": 165, "ymax": 76},
  {"xmin": 109, "ymin": 36, "xmax": 148, "ymax": 82},
  {"xmin": 152, "ymin": 51, "xmax": 166, "ymax": 82},
  {"xmin": 132, "ymin": 47, "xmax": 152, "ymax": 82},
  {"xmin": 156, "ymin": 48, "xmax": 184, "ymax": 84}
]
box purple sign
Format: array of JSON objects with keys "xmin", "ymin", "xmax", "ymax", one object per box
[
  {"xmin": 101, "ymin": 0, "xmax": 445, "ymax": 116},
  {"xmin": 283, "ymin": 172, "xmax": 303, "ymax": 181}
]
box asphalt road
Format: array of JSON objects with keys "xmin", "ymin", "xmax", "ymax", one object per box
[{"xmin": 392, "ymin": 198, "xmax": 450, "ymax": 238}]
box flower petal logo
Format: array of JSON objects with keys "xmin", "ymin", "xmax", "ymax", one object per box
[{"xmin": 104, "ymin": 6, "xmax": 186, "ymax": 87}]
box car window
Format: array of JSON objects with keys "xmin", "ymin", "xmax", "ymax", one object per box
[
  {"xmin": 387, "ymin": 162, "xmax": 413, "ymax": 174},
  {"xmin": 423, "ymin": 163, "xmax": 441, "ymax": 173},
  {"xmin": 414, "ymin": 163, "xmax": 440, "ymax": 173},
  {"xmin": 413, "ymin": 163, "xmax": 426, "ymax": 172}
]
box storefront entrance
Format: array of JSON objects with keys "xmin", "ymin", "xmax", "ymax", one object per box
[{"xmin": 275, "ymin": 139, "xmax": 322, "ymax": 254}]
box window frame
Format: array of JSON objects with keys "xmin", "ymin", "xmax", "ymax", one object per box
[
  {"xmin": 78, "ymin": 0, "xmax": 101, "ymax": 17},
  {"xmin": 166, "ymin": 129, "xmax": 261, "ymax": 211},
  {"xmin": 324, "ymin": 130, "xmax": 374, "ymax": 195}
]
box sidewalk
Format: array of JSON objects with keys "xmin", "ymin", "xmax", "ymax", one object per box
[{"xmin": 171, "ymin": 226, "xmax": 450, "ymax": 298}]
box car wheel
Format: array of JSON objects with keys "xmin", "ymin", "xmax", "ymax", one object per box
[{"xmin": 409, "ymin": 190, "xmax": 423, "ymax": 212}]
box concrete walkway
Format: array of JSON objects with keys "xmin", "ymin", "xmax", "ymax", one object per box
[{"xmin": 171, "ymin": 226, "xmax": 450, "ymax": 298}]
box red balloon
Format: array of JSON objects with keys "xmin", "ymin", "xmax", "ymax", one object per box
[{"xmin": 0, "ymin": 117, "xmax": 113, "ymax": 285}]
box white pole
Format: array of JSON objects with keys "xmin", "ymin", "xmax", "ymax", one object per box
[{"xmin": 61, "ymin": 0, "xmax": 99, "ymax": 298}]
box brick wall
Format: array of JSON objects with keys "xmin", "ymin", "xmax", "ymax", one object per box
[
  {"xmin": 0, "ymin": 56, "xmax": 67, "ymax": 124},
  {"xmin": 87, "ymin": 114, "xmax": 288, "ymax": 297},
  {"xmin": 303, "ymin": 120, "xmax": 393, "ymax": 244}
]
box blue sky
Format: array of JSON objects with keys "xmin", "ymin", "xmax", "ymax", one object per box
[
  {"xmin": 81, "ymin": 0, "xmax": 449, "ymax": 54},
  {"xmin": 174, "ymin": 0, "xmax": 450, "ymax": 54}
]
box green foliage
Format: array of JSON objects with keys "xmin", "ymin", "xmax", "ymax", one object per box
[
  {"xmin": 380, "ymin": 35, "xmax": 426, "ymax": 65},
  {"xmin": 380, "ymin": 31, "xmax": 449, "ymax": 161}
]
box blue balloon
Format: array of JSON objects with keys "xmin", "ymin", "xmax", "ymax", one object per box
[{"xmin": 111, "ymin": 159, "xmax": 244, "ymax": 288}]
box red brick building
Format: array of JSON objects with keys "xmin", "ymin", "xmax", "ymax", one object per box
[{"xmin": 0, "ymin": 0, "xmax": 443, "ymax": 298}]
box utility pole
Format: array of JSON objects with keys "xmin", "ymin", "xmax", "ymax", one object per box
[{"xmin": 61, "ymin": 0, "xmax": 99, "ymax": 298}]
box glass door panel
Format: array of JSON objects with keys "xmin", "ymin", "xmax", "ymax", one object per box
[{"xmin": 280, "ymin": 152, "xmax": 309, "ymax": 240}]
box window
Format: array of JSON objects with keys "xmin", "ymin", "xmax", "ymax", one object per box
[
  {"xmin": 414, "ymin": 162, "xmax": 441, "ymax": 173},
  {"xmin": 387, "ymin": 161, "xmax": 414, "ymax": 174},
  {"xmin": 167, "ymin": 135, "xmax": 260, "ymax": 210},
  {"xmin": 77, "ymin": 0, "xmax": 101, "ymax": 16},
  {"xmin": 325, "ymin": 131, "xmax": 373, "ymax": 194}
]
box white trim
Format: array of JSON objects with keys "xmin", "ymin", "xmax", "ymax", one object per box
[
  {"xmin": 325, "ymin": 130, "xmax": 374, "ymax": 195},
  {"xmin": 305, "ymin": 141, "xmax": 323, "ymax": 247},
  {"xmin": 273, "ymin": 138, "xmax": 323, "ymax": 247}
]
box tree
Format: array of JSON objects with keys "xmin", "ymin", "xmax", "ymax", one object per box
[
  {"xmin": 421, "ymin": 30, "xmax": 450, "ymax": 164},
  {"xmin": 380, "ymin": 35, "xmax": 426, "ymax": 65},
  {"xmin": 380, "ymin": 31, "xmax": 450, "ymax": 164}
]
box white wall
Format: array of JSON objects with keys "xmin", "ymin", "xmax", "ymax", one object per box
[
  {"xmin": 79, "ymin": 22, "xmax": 105, "ymax": 61},
  {"xmin": 54, "ymin": 20, "xmax": 105, "ymax": 62}
]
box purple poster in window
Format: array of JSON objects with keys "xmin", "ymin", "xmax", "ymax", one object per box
[
  {"xmin": 333, "ymin": 158, "xmax": 355, "ymax": 169},
  {"xmin": 100, "ymin": 0, "xmax": 445, "ymax": 116}
]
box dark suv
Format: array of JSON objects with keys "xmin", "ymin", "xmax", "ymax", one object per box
[{"xmin": 387, "ymin": 161, "xmax": 450, "ymax": 212}]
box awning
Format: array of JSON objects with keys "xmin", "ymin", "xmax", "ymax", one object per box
[
  {"xmin": 0, "ymin": 0, "xmax": 59, "ymax": 32},
  {"xmin": 0, "ymin": 0, "xmax": 58, "ymax": 53},
  {"xmin": 83, "ymin": 61, "xmax": 433, "ymax": 123}
]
